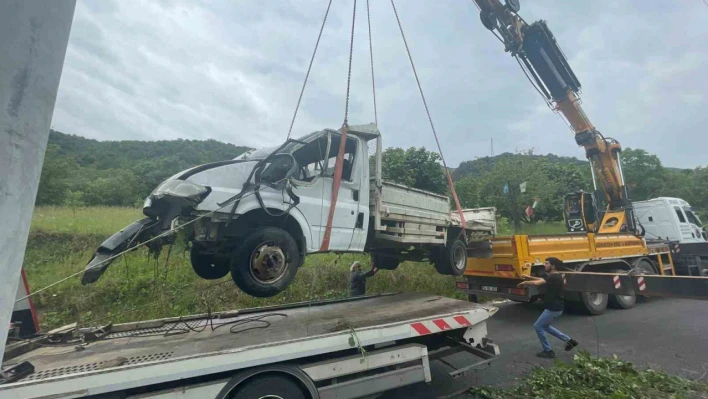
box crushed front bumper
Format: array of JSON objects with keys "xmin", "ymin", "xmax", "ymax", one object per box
[{"xmin": 81, "ymin": 217, "xmax": 161, "ymax": 284}]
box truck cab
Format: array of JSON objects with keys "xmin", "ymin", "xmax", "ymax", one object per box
[{"xmin": 633, "ymin": 197, "xmax": 706, "ymax": 243}]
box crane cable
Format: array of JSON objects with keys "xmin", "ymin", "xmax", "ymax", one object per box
[
  {"xmin": 366, "ymin": 0, "xmax": 378, "ymax": 125},
  {"xmin": 286, "ymin": 0, "xmax": 334, "ymax": 140},
  {"xmin": 389, "ymin": 0, "xmax": 467, "ymax": 229},
  {"xmin": 320, "ymin": 0, "xmax": 358, "ymax": 251}
]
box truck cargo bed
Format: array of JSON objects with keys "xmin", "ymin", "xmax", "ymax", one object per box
[{"xmin": 2, "ymin": 293, "xmax": 496, "ymax": 398}]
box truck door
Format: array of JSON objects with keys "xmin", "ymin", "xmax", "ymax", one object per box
[
  {"xmin": 320, "ymin": 133, "xmax": 361, "ymax": 251},
  {"xmin": 289, "ymin": 132, "xmax": 360, "ymax": 251}
]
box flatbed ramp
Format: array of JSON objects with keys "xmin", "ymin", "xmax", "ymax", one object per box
[{"xmin": 2, "ymin": 293, "xmax": 498, "ymax": 399}]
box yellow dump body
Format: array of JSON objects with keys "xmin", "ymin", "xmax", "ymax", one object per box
[{"xmin": 465, "ymin": 233, "xmax": 653, "ymax": 279}]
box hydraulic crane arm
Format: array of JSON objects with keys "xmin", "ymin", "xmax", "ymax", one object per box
[{"xmin": 472, "ymin": 0, "xmax": 635, "ymax": 234}]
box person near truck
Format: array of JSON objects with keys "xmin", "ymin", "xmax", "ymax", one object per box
[
  {"xmin": 518, "ymin": 257, "xmax": 579, "ymax": 358},
  {"xmin": 349, "ymin": 261, "xmax": 378, "ymax": 297}
]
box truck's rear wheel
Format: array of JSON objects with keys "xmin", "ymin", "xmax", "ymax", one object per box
[
  {"xmin": 579, "ymin": 291, "xmax": 608, "ymax": 315},
  {"xmin": 230, "ymin": 227, "xmax": 301, "ymax": 298},
  {"xmin": 373, "ymin": 254, "xmax": 400, "ymax": 270},
  {"xmin": 434, "ymin": 239, "xmax": 467, "ymax": 276},
  {"xmin": 608, "ymin": 270, "xmax": 636, "ymax": 309},
  {"xmin": 631, "ymin": 258, "xmax": 658, "ymax": 298},
  {"xmin": 231, "ymin": 375, "xmax": 306, "ymax": 399},
  {"xmin": 190, "ymin": 244, "xmax": 230, "ymax": 280}
]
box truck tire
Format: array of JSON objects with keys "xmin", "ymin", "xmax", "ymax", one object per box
[
  {"xmin": 190, "ymin": 244, "xmax": 230, "ymax": 280},
  {"xmin": 608, "ymin": 269, "xmax": 636, "ymax": 309},
  {"xmin": 630, "ymin": 258, "xmax": 657, "ymax": 299},
  {"xmin": 579, "ymin": 291, "xmax": 608, "ymax": 315},
  {"xmin": 230, "ymin": 227, "xmax": 301, "ymax": 298},
  {"xmin": 373, "ymin": 254, "xmax": 400, "ymax": 270},
  {"xmin": 434, "ymin": 239, "xmax": 467, "ymax": 276},
  {"xmin": 231, "ymin": 375, "xmax": 305, "ymax": 399}
]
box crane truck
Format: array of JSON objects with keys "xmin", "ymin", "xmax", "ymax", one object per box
[{"xmin": 458, "ymin": 0, "xmax": 708, "ymax": 314}]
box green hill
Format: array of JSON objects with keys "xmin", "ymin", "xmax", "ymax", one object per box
[
  {"xmin": 37, "ymin": 130, "xmax": 251, "ymax": 207},
  {"xmin": 452, "ymin": 152, "xmax": 588, "ymax": 181}
]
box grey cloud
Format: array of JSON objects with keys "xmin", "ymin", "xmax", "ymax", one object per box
[{"xmin": 52, "ymin": 0, "xmax": 708, "ymax": 168}]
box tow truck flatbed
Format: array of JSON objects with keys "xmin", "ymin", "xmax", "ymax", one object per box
[{"xmin": 2, "ymin": 293, "xmax": 499, "ymax": 399}]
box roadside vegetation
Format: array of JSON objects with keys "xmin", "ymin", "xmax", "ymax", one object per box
[
  {"xmin": 22, "ymin": 206, "xmax": 568, "ymax": 330},
  {"xmin": 471, "ymin": 351, "xmax": 708, "ymax": 399},
  {"xmin": 25, "ymin": 206, "xmax": 469, "ymax": 330}
]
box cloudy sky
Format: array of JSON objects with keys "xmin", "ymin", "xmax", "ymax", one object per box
[{"xmin": 52, "ymin": 0, "xmax": 708, "ymax": 168}]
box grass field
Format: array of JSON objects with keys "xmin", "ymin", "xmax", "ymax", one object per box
[
  {"xmin": 31, "ymin": 206, "xmax": 142, "ymax": 236},
  {"xmin": 25, "ymin": 206, "xmax": 478, "ymax": 330},
  {"xmin": 24, "ymin": 206, "xmax": 568, "ymax": 330}
]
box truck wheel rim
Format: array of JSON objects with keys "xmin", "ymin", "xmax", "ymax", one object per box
[
  {"xmin": 250, "ymin": 242, "xmax": 287, "ymax": 284},
  {"xmin": 588, "ymin": 292, "xmax": 604, "ymax": 305},
  {"xmin": 453, "ymin": 245, "xmax": 466, "ymax": 272}
]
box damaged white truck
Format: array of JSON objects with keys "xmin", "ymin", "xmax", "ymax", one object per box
[{"xmin": 82, "ymin": 124, "xmax": 496, "ymax": 297}]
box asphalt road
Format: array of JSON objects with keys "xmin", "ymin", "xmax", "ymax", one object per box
[{"xmin": 382, "ymin": 297, "xmax": 708, "ymax": 398}]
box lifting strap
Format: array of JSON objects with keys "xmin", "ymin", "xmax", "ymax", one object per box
[{"xmin": 390, "ymin": 0, "xmax": 467, "ymax": 232}]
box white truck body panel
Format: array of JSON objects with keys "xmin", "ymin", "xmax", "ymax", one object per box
[
  {"xmin": 634, "ymin": 197, "xmax": 706, "ymax": 243},
  {"xmin": 1, "ymin": 293, "xmax": 498, "ymax": 399},
  {"xmin": 370, "ymin": 181, "xmax": 451, "ymax": 245}
]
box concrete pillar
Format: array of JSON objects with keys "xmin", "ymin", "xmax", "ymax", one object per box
[{"xmin": 0, "ymin": 0, "xmax": 76, "ymax": 365}]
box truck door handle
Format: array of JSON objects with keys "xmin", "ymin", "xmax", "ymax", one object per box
[{"xmin": 352, "ymin": 190, "xmax": 359, "ymax": 201}]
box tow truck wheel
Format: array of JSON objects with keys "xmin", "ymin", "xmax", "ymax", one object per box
[
  {"xmin": 579, "ymin": 291, "xmax": 608, "ymax": 315},
  {"xmin": 608, "ymin": 269, "xmax": 636, "ymax": 309},
  {"xmin": 434, "ymin": 239, "xmax": 467, "ymax": 276},
  {"xmin": 231, "ymin": 375, "xmax": 306, "ymax": 399},
  {"xmin": 230, "ymin": 227, "xmax": 300, "ymax": 298},
  {"xmin": 190, "ymin": 244, "xmax": 230, "ymax": 280}
]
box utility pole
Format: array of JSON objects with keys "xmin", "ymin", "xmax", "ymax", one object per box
[
  {"xmin": 0, "ymin": 0, "xmax": 76, "ymax": 365},
  {"xmin": 490, "ymin": 137, "xmax": 494, "ymax": 157}
]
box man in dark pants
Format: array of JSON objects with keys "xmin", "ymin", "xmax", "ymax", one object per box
[
  {"xmin": 518, "ymin": 257, "xmax": 579, "ymax": 358},
  {"xmin": 349, "ymin": 261, "xmax": 378, "ymax": 297}
]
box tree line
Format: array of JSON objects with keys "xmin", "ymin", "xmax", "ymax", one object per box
[{"xmin": 36, "ymin": 130, "xmax": 707, "ymax": 227}]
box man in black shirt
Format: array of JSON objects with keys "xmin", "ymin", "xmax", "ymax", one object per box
[
  {"xmin": 518, "ymin": 257, "xmax": 579, "ymax": 358},
  {"xmin": 349, "ymin": 261, "xmax": 378, "ymax": 297}
]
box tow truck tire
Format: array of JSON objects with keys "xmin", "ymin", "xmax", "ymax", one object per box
[
  {"xmin": 434, "ymin": 239, "xmax": 467, "ymax": 276},
  {"xmin": 231, "ymin": 375, "xmax": 305, "ymax": 399},
  {"xmin": 190, "ymin": 244, "xmax": 230, "ymax": 280},
  {"xmin": 608, "ymin": 270, "xmax": 636, "ymax": 309},
  {"xmin": 579, "ymin": 291, "xmax": 608, "ymax": 315},
  {"xmin": 373, "ymin": 254, "xmax": 400, "ymax": 270},
  {"xmin": 230, "ymin": 227, "xmax": 300, "ymax": 298}
]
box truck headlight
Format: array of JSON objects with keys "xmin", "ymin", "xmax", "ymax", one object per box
[{"xmin": 152, "ymin": 180, "xmax": 208, "ymax": 199}]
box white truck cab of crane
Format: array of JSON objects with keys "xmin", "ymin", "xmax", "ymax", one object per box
[{"xmin": 633, "ymin": 197, "xmax": 706, "ymax": 243}]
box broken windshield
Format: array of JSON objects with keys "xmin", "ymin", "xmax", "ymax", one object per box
[{"xmin": 235, "ymin": 130, "xmax": 325, "ymax": 161}]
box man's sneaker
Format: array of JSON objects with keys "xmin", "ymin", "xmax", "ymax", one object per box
[
  {"xmin": 565, "ymin": 339, "xmax": 579, "ymax": 351},
  {"xmin": 536, "ymin": 350, "xmax": 555, "ymax": 358}
]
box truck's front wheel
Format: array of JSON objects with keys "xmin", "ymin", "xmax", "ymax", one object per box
[
  {"xmin": 434, "ymin": 239, "xmax": 467, "ymax": 276},
  {"xmin": 230, "ymin": 227, "xmax": 301, "ymax": 298}
]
